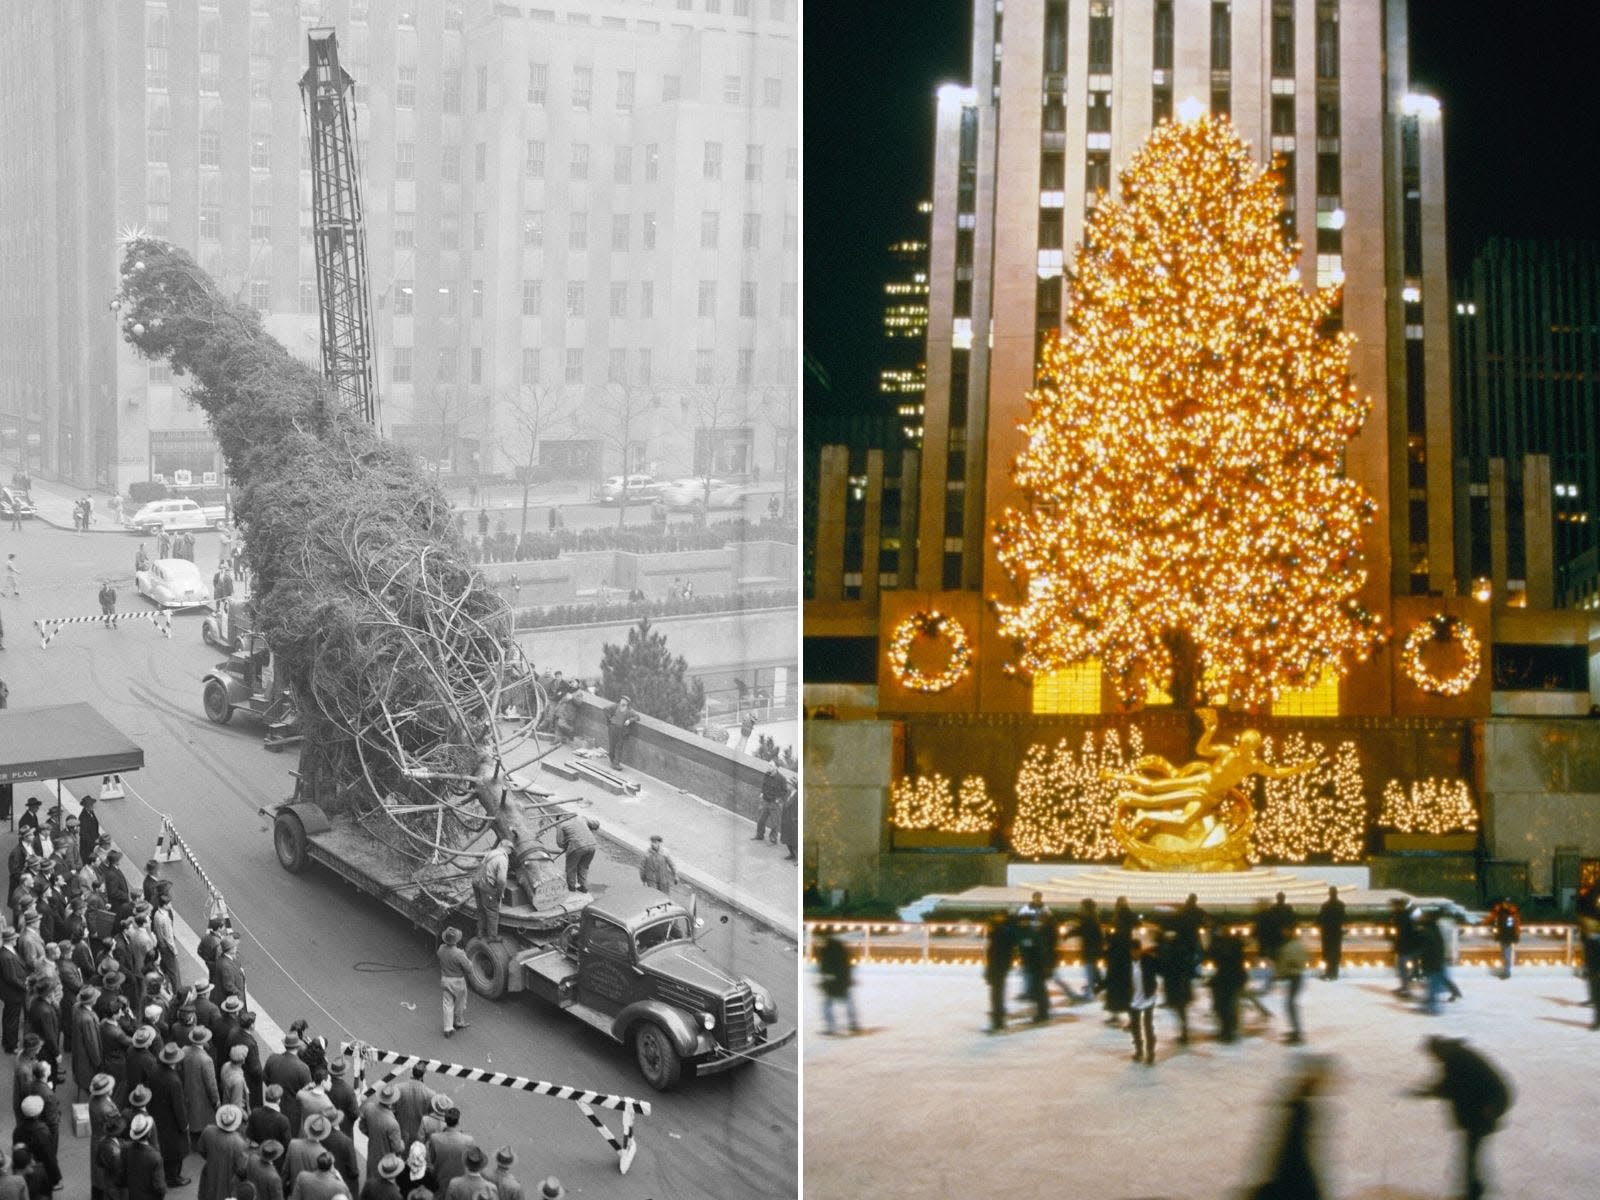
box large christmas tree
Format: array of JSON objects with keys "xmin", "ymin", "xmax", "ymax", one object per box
[{"xmin": 994, "ymin": 116, "xmax": 1382, "ymax": 710}]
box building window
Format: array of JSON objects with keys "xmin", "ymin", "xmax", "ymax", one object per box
[
  {"xmin": 614, "ymin": 146, "xmax": 632, "ymax": 183},
  {"xmin": 396, "ymin": 141, "xmax": 415, "ymax": 180},
  {"xmin": 737, "ymin": 348, "xmax": 755, "ymax": 386},
  {"xmin": 611, "ymin": 215, "xmax": 629, "ymax": 251},
  {"xmin": 441, "ymin": 146, "xmax": 460, "ymax": 181},
  {"xmin": 250, "ymin": 207, "xmax": 271, "ymax": 240},
  {"xmin": 1316, "ymin": 98, "xmax": 1340, "ymax": 138},
  {"xmin": 569, "ymin": 212, "xmax": 587, "ymax": 250},
  {"xmin": 1271, "ymin": 95, "xmax": 1295, "ymax": 136},
  {"xmin": 640, "ymin": 281, "xmax": 654, "ymax": 318},
  {"xmin": 696, "ymin": 349, "xmax": 715, "ymax": 385},
  {"xmin": 475, "ymin": 64, "xmax": 488, "ymax": 110},
  {"xmin": 643, "ymin": 213, "xmax": 657, "ymax": 250},
  {"xmin": 475, "ymin": 143, "xmax": 486, "ymax": 182},
  {"xmin": 1032, "ymin": 664, "xmax": 1102, "ymax": 714},
  {"xmin": 1211, "ymin": 3, "xmax": 1231, "ymax": 71},
  {"xmin": 145, "ymin": 202, "xmax": 170, "ymax": 237},
  {"xmin": 249, "ymin": 280, "xmax": 270, "ymax": 311},
  {"xmin": 526, "ymin": 140, "xmax": 545, "ymax": 179},
  {"xmin": 299, "ymin": 281, "xmax": 318, "ymax": 315},
  {"xmin": 1316, "ymin": 5, "xmax": 1338, "ymax": 79},
  {"xmin": 780, "ymin": 281, "xmax": 797, "ymax": 318},
  {"xmin": 723, "ymin": 75, "xmax": 742, "ymax": 105},
  {"xmin": 473, "ymin": 212, "xmax": 486, "ymax": 250},
  {"xmin": 565, "ymin": 349, "xmax": 583, "ymax": 384},
  {"xmin": 528, "ymin": 63, "xmax": 546, "ymax": 105},
  {"xmin": 199, "ymin": 205, "xmax": 221, "ymax": 240},
  {"xmin": 441, "ymin": 213, "xmax": 458, "ymax": 250},
  {"xmin": 745, "ymin": 144, "xmax": 763, "ymax": 181},
  {"xmin": 393, "ymin": 347, "xmax": 413, "ymax": 383},
  {"xmin": 638, "ymin": 348, "xmax": 652, "ymax": 383},
  {"xmin": 522, "ymin": 349, "xmax": 540, "ymax": 383},
  {"xmin": 698, "ymin": 282, "xmax": 716, "ymax": 318},
  {"xmin": 571, "ymin": 144, "xmax": 589, "ymax": 180},
  {"xmin": 148, "ymin": 130, "xmax": 169, "ymax": 162},
  {"xmin": 645, "ymin": 144, "xmax": 660, "ymax": 181},
  {"xmin": 783, "ymin": 213, "xmax": 797, "ymax": 250},
  {"xmin": 146, "ymin": 6, "xmax": 168, "ymax": 48},
  {"xmin": 566, "ymin": 283, "xmax": 585, "ymax": 317},
  {"xmin": 701, "ymin": 211, "xmax": 719, "ymax": 248},
  {"xmin": 397, "ymin": 64, "xmax": 416, "ymax": 108},
  {"xmin": 742, "ymin": 212, "xmax": 761, "ymax": 250},
  {"xmin": 608, "ymin": 349, "xmax": 627, "ymax": 383},
  {"xmin": 395, "ymin": 281, "xmax": 414, "ymax": 316},
  {"xmin": 1088, "ymin": 0, "xmax": 1112, "ymax": 72},
  {"xmin": 572, "ymin": 66, "xmax": 593, "ymax": 110},
  {"xmin": 522, "ymin": 280, "xmax": 542, "ymax": 315},
  {"xmin": 398, "ymin": 7, "xmax": 416, "ymax": 28},
  {"xmin": 250, "ymin": 59, "xmax": 270, "ymax": 100},
  {"xmin": 1085, "ymin": 152, "xmax": 1111, "ymax": 195},
  {"xmin": 663, "ymin": 74, "xmax": 682, "ymax": 101},
  {"xmin": 1316, "ymin": 151, "xmax": 1340, "ymax": 195},
  {"xmin": 1153, "ymin": 0, "xmax": 1174, "ymax": 70},
  {"xmin": 610, "ymin": 283, "xmax": 627, "ymax": 318},
  {"xmin": 617, "ymin": 70, "xmax": 635, "ymax": 109},
  {"xmin": 763, "ymin": 77, "xmax": 781, "ymax": 108},
  {"xmin": 1152, "ymin": 88, "xmax": 1173, "ymax": 123},
  {"xmin": 740, "ymin": 281, "xmax": 757, "ymax": 317},
  {"xmin": 1271, "ymin": 3, "xmax": 1295, "ymax": 76},
  {"xmin": 470, "ymin": 347, "xmax": 482, "ymax": 384},
  {"xmin": 441, "ymin": 286, "xmax": 459, "ymax": 318},
  {"xmin": 199, "ymin": 52, "xmax": 221, "ymax": 95},
  {"xmin": 199, "ymin": 133, "xmax": 222, "ymax": 167},
  {"xmin": 703, "ymin": 142, "xmax": 722, "ymax": 180},
  {"xmin": 394, "ymin": 212, "xmax": 415, "ymax": 247},
  {"xmin": 443, "ymin": 69, "xmax": 461, "ymax": 113},
  {"xmin": 251, "ymin": 135, "xmax": 271, "ymax": 170},
  {"xmin": 1087, "ymin": 92, "xmax": 1111, "ymax": 133}
]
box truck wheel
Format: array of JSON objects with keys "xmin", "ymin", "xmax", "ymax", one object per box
[
  {"xmin": 633, "ymin": 1022, "xmax": 682, "ymax": 1091},
  {"xmin": 203, "ymin": 680, "xmax": 233, "ymax": 725},
  {"xmin": 464, "ymin": 937, "xmax": 511, "ymax": 1000},
  {"xmin": 273, "ymin": 811, "xmax": 308, "ymax": 874},
  {"xmin": 202, "ymin": 621, "xmax": 221, "ymax": 649}
]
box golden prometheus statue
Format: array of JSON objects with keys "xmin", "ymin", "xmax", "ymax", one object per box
[{"xmin": 1106, "ymin": 708, "xmax": 1316, "ymax": 871}]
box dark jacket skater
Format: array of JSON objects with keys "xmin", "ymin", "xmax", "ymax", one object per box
[
  {"xmin": 1156, "ymin": 931, "xmax": 1195, "ymax": 1044},
  {"xmin": 1104, "ymin": 926, "xmax": 1134, "ymax": 1017},
  {"xmin": 1208, "ymin": 929, "xmax": 1249, "ymax": 1043},
  {"xmin": 1317, "ymin": 889, "xmax": 1346, "ymax": 980},
  {"xmin": 1409, "ymin": 1036, "xmax": 1512, "ymax": 1200},
  {"xmin": 983, "ymin": 914, "xmax": 1016, "ymax": 1031}
]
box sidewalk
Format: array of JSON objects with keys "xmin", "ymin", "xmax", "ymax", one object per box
[
  {"xmin": 9, "ymin": 473, "xmax": 129, "ymax": 534},
  {"xmin": 516, "ymin": 743, "xmax": 799, "ymax": 942}
]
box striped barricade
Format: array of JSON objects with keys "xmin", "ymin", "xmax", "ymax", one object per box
[
  {"xmin": 36, "ymin": 609, "xmax": 172, "ymax": 648},
  {"xmin": 352, "ymin": 1044, "xmax": 651, "ymax": 1174},
  {"xmin": 155, "ymin": 814, "xmax": 232, "ymax": 928}
]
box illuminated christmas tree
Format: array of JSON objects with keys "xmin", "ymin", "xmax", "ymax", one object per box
[{"xmin": 994, "ymin": 116, "xmax": 1382, "ymax": 710}]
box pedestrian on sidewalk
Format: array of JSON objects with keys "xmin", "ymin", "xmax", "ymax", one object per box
[
  {"xmin": 639, "ymin": 835, "xmax": 677, "ymax": 895},
  {"xmin": 1276, "ymin": 924, "xmax": 1308, "ymax": 1045},
  {"xmin": 816, "ymin": 932, "xmax": 858, "ymax": 1036},
  {"xmin": 5, "ymin": 553, "xmax": 19, "ymax": 596},
  {"xmin": 780, "ymin": 778, "xmax": 799, "ymax": 862},
  {"xmin": 197, "ymin": 1103, "xmax": 249, "ymax": 1200},
  {"xmin": 604, "ymin": 696, "xmax": 639, "ymax": 769},
  {"xmin": 98, "ymin": 581, "xmax": 118, "ymax": 629},
  {"xmin": 437, "ymin": 929, "xmax": 471, "ymax": 1037},
  {"xmin": 1486, "ymin": 897, "xmax": 1520, "ymax": 979},
  {"xmin": 152, "ymin": 1041, "xmax": 193, "ymax": 1187},
  {"xmin": 554, "ymin": 815, "xmax": 598, "ymax": 893},
  {"xmin": 1318, "ymin": 887, "xmax": 1346, "ymax": 980},
  {"xmin": 1408, "ymin": 1035, "xmax": 1511, "ymax": 1200},
  {"xmin": 755, "ymin": 764, "xmax": 785, "ymax": 845},
  {"xmin": 483, "ymin": 1147, "xmax": 521, "ymax": 1200}
]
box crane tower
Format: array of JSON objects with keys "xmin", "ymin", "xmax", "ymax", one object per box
[{"xmin": 301, "ymin": 28, "xmax": 379, "ymax": 428}]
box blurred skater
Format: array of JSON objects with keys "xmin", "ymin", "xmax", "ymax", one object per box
[{"xmin": 1407, "ymin": 1036, "xmax": 1512, "ymax": 1200}]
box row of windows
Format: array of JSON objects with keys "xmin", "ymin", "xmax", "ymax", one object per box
[
  {"xmin": 523, "ymin": 64, "xmax": 785, "ymax": 111},
  {"xmin": 523, "ymin": 140, "xmax": 793, "ymax": 183},
  {"xmin": 381, "ymin": 344, "xmax": 786, "ymax": 389}
]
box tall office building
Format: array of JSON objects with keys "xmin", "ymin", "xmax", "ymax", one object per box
[
  {"xmin": 0, "ymin": 0, "xmax": 797, "ymax": 493},
  {"xmin": 1453, "ymin": 238, "xmax": 1600, "ymax": 611},
  {"xmin": 889, "ymin": 0, "xmax": 1454, "ymax": 715},
  {"xmin": 880, "ymin": 201, "xmax": 931, "ymax": 446}
]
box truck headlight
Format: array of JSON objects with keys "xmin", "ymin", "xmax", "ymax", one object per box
[
  {"xmin": 743, "ymin": 979, "xmax": 777, "ymax": 1022},
  {"xmin": 700, "ymin": 1011, "xmax": 715, "ymax": 1031}
]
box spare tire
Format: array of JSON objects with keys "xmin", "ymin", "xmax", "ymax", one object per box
[{"xmin": 464, "ymin": 936, "xmax": 512, "ymax": 999}]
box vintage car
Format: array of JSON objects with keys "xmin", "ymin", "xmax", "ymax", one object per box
[
  {"xmin": 135, "ymin": 558, "xmax": 214, "ymax": 609},
  {"xmin": 126, "ymin": 497, "xmax": 217, "ymax": 534},
  {"xmin": 596, "ymin": 474, "xmax": 660, "ymax": 504},
  {"xmin": 0, "ymin": 487, "xmax": 35, "ymax": 520},
  {"xmin": 658, "ymin": 477, "xmax": 741, "ymax": 511}
]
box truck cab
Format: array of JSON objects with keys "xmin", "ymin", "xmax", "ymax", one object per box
[{"xmin": 520, "ymin": 884, "xmax": 793, "ymax": 1090}]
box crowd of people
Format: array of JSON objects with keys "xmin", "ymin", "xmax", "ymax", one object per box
[{"xmin": 0, "ymin": 800, "xmax": 571, "ymax": 1200}]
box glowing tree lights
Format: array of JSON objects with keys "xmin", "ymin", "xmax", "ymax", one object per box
[
  {"xmin": 1251, "ymin": 736, "xmax": 1366, "ymax": 863},
  {"xmin": 1401, "ymin": 615, "xmax": 1481, "ymax": 697},
  {"xmin": 993, "ymin": 116, "xmax": 1382, "ymax": 710},
  {"xmin": 1380, "ymin": 778, "xmax": 1478, "ymax": 835},
  {"xmin": 1009, "ymin": 727, "xmax": 1145, "ymax": 859},
  {"xmin": 890, "ymin": 774, "xmax": 998, "ymax": 834},
  {"xmin": 887, "ymin": 610, "xmax": 973, "ymax": 693}
]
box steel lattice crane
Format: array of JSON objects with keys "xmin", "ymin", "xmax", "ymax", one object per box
[{"xmin": 301, "ymin": 28, "xmax": 379, "ymax": 428}]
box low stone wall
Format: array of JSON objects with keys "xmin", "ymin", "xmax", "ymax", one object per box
[
  {"xmin": 876, "ymin": 850, "xmax": 1010, "ymax": 906},
  {"xmin": 569, "ymin": 691, "xmax": 787, "ymax": 820},
  {"xmin": 474, "ymin": 540, "xmax": 795, "ymax": 603},
  {"xmin": 1482, "ymin": 716, "xmax": 1600, "ymax": 894},
  {"xmin": 515, "ymin": 607, "xmax": 797, "ymax": 684}
]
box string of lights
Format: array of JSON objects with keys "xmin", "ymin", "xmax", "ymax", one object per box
[
  {"xmin": 992, "ymin": 115, "xmax": 1382, "ymax": 710},
  {"xmin": 1009, "ymin": 727, "xmax": 1145, "ymax": 859},
  {"xmin": 1400, "ymin": 614, "xmax": 1481, "ymax": 696},
  {"xmin": 889, "ymin": 774, "xmax": 997, "ymax": 834},
  {"xmin": 886, "ymin": 610, "xmax": 972, "ymax": 693},
  {"xmin": 1379, "ymin": 777, "xmax": 1478, "ymax": 834}
]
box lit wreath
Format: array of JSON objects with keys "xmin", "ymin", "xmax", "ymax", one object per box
[
  {"xmin": 888, "ymin": 611, "xmax": 972, "ymax": 693},
  {"xmin": 1402, "ymin": 614, "xmax": 1481, "ymax": 697}
]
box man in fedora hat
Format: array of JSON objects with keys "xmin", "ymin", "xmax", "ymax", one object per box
[
  {"xmin": 320, "ymin": 1099, "xmax": 360, "ymax": 1195},
  {"xmin": 485, "ymin": 1145, "xmax": 522, "ymax": 1200},
  {"xmin": 126, "ymin": 1023, "xmax": 162, "ymax": 1098},
  {"xmin": 124, "ymin": 1112, "xmax": 166, "ymax": 1200},
  {"xmin": 536, "ymin": 1177, "xmax": 567, "ymax": 1200},
  {"xmin": 291, "ymin": 1148, "xmax": 347, "ymax": 1200},
  {"xmin": 246, "ymin": 1082, "xmax": 291, "ymax": 1154},
  {"xmin": 243, "ymin": 1138, "xmax": 286, "ymax": 1200},
  {"xmin": 294, "ymin": 1065, "xmax": 338, "ymax": 1140},
  {"xmin": 425, "ymin": 1106, "xmax": 476, "ymax": 1197},
  {"xmin": 639, "ymin": 834, "xmax": 677, "ymax": 894},
  {"xmin": 360, "ymin": 1085, "xmax": 406, "ymax": 1189},
  {"xmin": 445, "ymin": 1145, "xmax": 495, "ymax": 1200},
  {"xmin": 71, "ymin": 984, "xmax": 104, "ymax": 1098},
  {"xmin": 100, "ymin": 849, "xmax": 132, "ymax": 919},
  {"xmin": 141, "ymin": 859, "xmax": 164, "ymax": 907},
  {"xmin": 416, "ymin": 1090, "xmax": 453, "ymax": 1145},
  {"xmin": 325, "ymin": 1055, "xmax": 358, "ymax": 1137},
  {"xmin": 286, "ymin": 1110, "xmax": 333, "ymax": 1183},
  {"xmin": 13, "ymin": 1093, "xmax": 57, "ymax": 1193},
  {"xmin": 392, "ymin": 1062, "xmax": 436, "ymax": 1148},
  {"xmin": 264, "ymin": 1030, "xmax": 312, "ymax": 1133},
  {"xmin": 197, "ymin": 1103, "xmax": 249, "ymax": 1200},
  {"xmin": 151, "ymin": 882, "xmax": 180, "ymax": 993},
  {"xmin": 151, "ymin": 1040, "xmax": 193, "ymax": 1186},
  {"xmin": 0, "ymin": 926, "xmax": 27, "ymax": 1053},
  {"xmin": 182, "ymin": 1024, "xmax": 221, "ymax": 1135},
  {"xmin": 366, "ymin": 1152, "xmax": 407, "ymax": 1200},
  {"xmin": 210, "ymin": 933, "xmax": 247, "ymax": 1010},
  {"xmin": 437, "ymin": 928, "xmax": 472, "ymax": 1037},
  {"xmin": 88, "ymin": 1074, "xmax": 121, "ymax": 1200}
]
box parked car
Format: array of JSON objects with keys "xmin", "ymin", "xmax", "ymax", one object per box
[
  {"xmin": 135, "ymin": 558, "xmax": 214, "ymax": 609},
  {"xmin": 596, "ymin": 474, "xmax": 660, "ymax": 504},
  {"xmin": 126, "ymin": 497, "xmax": 217, "ymax": 534},
  {"xmin": 0, "ymin": 487, "xmax": 36, "ymax": 520},
  {"xmin": 659, "ymin": 477, "xmax": 741, "ymax": 511}
]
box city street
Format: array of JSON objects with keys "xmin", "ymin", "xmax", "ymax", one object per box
[{"xmin": 0, "ymin": 521, "xmax": 798, "ymax": 1199}]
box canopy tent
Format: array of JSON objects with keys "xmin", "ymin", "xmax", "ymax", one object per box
[{"xmin": 0, "ymin": 702, "xmax": 144, "ymax": 786}]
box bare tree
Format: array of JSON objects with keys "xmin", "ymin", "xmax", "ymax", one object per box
[
  {"xmin": 757, "ymin": 377, "xmax": 798, "ymax": 522},
  {"xmin": 686, "ymin": 374, "xmax": 753, "ymax": 514},
  {"xmin": 584, "ymin": 376, "xmax": 662, "ymax": 528},
  {"xmin": 411, "ymin": 382, "xmax": 479, "ymax": 481},
  {"xmin": 498, "ymin": 381, "xmax": 574, "ymax": 540}
]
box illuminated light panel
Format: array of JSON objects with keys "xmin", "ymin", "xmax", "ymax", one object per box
[
  {"xmin": 890, "ymin": 774, "xmax": 997, "ymax": 834},
  {"xmin": 1031, "ymin": 661, "xmax": 1102, "ymax": 714},
  {"xmin": 993, "ymin": 121, "xmax": 1380, "ymax": 711},
  {"xmin": 1009, "ymin": 727, "xmax": 1145, "ymax": 859},
  {"xmin": 1379, "ymin": 777, "xmax": 1477, "ymax": 835}
]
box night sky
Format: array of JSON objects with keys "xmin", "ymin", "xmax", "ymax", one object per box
[{"xmin": 803, "ymin": 0, "xmax": 1600, "ymax": 423}]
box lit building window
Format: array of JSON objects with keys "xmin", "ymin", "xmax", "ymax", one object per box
[
  {"xmin": 1272, "ymin": 674, "xmax": 1341, "ymax": 717},
  {"xmin": 1032, "ymin": 662, "xmax": 1101, "ymax": 714}
]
